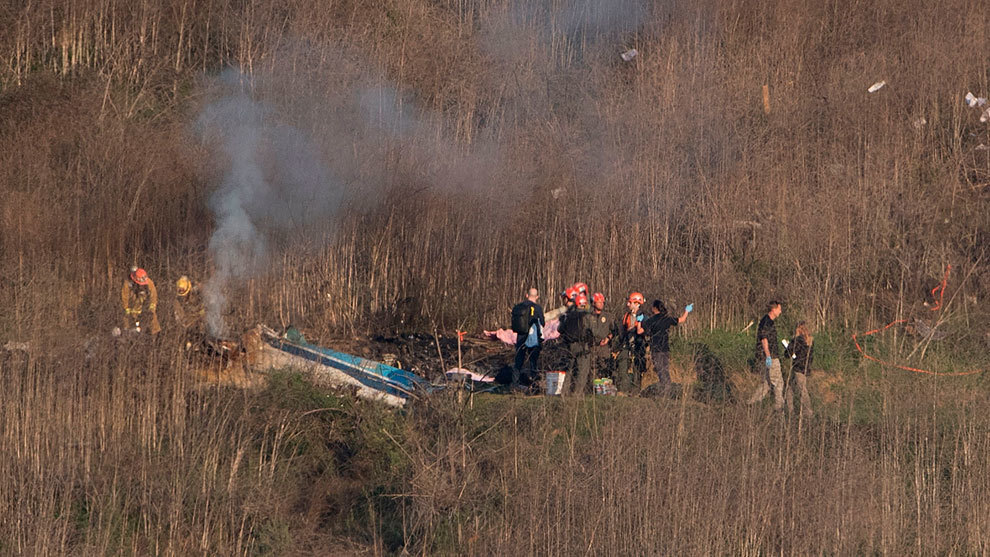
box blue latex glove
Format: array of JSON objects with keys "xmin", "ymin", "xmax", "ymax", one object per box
[
  {"xmin": 765, "ymin": 356, "xmax": 773, "ymax": 368},
  {"xmin": 685, "ymin": 303, "xmax": 694, "ymax": 313},
  {"xmin": 636, "ymin": 314, "xmax": 644, "ymax": 322}
]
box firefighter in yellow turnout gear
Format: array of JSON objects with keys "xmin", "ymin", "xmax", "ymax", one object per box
[
  {"xmin": 173, "ymin": 275, "xmax": 205, "ymax": 334},
  {"xmin": 121, "ymin": 266, "xmax": 161, "ymax": 335}
]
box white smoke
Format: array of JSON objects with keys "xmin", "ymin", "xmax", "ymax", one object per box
[
  {"xmin": 196, "ymin": 71, "xmax": 340, "ymax": 336},
  {"xmin": 194, "ymin": 0, "xmax": 657, "ymax": 334}
]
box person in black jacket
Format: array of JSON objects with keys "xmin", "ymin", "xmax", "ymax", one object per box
[
  {"xmin": 560, "ymin": 294, "xmax": 594, "ymax": 396},
  {"xmin": 641, "ymin": 299, "xmax": 693, "ymax": 392},
  {"xmin": 587, "ymin": 292, "xmax": 616, "ymax": 380},
  {"xmin": 615, "ymin": 292, "xmax": 647, "ymax": 393},
  {"xmin": 512, "ymin": 288, "xmax": 545, "ymax": 390},
  {"xmin": 747, "ymin": 301, "xmax": 784, "ymax": 410},
  {"xmin": 784, "ymin": 321, "xmax": 815, "ymax": 417}
]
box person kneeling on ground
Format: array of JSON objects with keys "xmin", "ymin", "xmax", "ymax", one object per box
[
  {"xmin": 784, "ymin": 321, "xmax": 815, "ymax": 417},
  {"xmin": 642, "ymin": 299, "xmax": 692, "ymax": 395}
]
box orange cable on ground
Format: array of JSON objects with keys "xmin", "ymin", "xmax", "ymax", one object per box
[
  {"xmin": 851, "ymin": 265, "xmax": 983, "ymax": 377},
  {"xmin": 928, "ymin": 264, "xmax": 951, "ymax": 311}
]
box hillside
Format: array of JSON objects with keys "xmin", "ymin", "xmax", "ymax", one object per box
[
  {"xmin": 1, "ymin": 0, "xmax": 989, "ymax": 554},
  {"xmin": 1, "ymin": 0, "xmax": 987, "ymax": 336}
]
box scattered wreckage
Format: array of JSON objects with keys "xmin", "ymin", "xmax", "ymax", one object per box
[{"xmin": 241, "ymin": 325, "xmax": 437, "ymax": 408}]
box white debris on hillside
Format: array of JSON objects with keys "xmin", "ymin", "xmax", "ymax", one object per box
[
  {"xmin": 867, "ymin": 81, "xmax": 886, "ymax": 93},
  {"xmin": 965, "ymin": 92, "xmax": 987, "ymax": 108}
]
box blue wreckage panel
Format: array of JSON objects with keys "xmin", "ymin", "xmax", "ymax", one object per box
[{"xmin": 261, "ymin": 332, "xmax": 436, "ymax": 400}]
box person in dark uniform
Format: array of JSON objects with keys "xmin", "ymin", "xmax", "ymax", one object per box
[
  {"xmin": 615, "ymin": 292, "xmax": 647, "ymax": 393},
  {"xmin": 747, "ymin": 300, "xmax": 784, "ymax": 410},
  {"xmin": 784, "ymin": 321, "xmax": 815, "ymax": 417},
  {"xmin": 560, "ymin": 293, "xmax": 594, "ymax": 396},
  {"xmin": 641, "ymin": 299, "xmax": 693, "ymax": 392},
  {"xmin": 587, "ymin": 292, "xmax": 616, "ymax": 380},
  {"xmin": 512, "ymin": 288, "xmax": 545, "ymax": 390}
]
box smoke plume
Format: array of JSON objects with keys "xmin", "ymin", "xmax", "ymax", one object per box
[
  {"xmin": 196, "ymin": 71, "xmax": 341, "ymax": 336},
  {"xmin": 192, "ymin": 1, "xmax": 654, "ymax": 334}
]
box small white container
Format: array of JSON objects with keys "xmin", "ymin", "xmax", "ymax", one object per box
[{"xmin": 545, "ymin": 371, "xmax": 566, "ymax": 396}]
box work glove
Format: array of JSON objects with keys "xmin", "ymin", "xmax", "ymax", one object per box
[
  {"xmin": 685, "ymin": 303, "xmax": 694, "ymax": 313},
  {"xmin": 765, "ymin": 356, "xmax": 773, "ymax": 368}
]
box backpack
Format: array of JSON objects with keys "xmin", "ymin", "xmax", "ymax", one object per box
[
  {"xmin": 511, "ymin": 302, "xmax": 534, "ymax": 334},
  {"xmin": 559, "ymin": 311, "xmax": 586, "ymax": 343}
]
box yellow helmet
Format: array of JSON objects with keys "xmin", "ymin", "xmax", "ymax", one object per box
[{"xmin": 176, "ymin": 275, "xmax": 192, "ymax": 296}]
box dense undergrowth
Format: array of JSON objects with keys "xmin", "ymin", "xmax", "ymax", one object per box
[
  {"xmin": 5, "ymin": 348, "xmax": 989, "ymax": 555},
  {"xmin": 1, "ymin": 0, "xmax": 987, "ymax": 339},
  {"xmin": 2, "ymin": 0, "xmax": 990, "ymax": 554}
]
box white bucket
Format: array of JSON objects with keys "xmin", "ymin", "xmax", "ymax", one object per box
[{"xmin": 545, "ymin": 371, "xmax": 566, "ymax": 396}]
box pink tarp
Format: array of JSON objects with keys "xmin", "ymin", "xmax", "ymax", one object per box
[{"xmin": 483, "ymin": 319, "xmax": 560, "ymax": 345}]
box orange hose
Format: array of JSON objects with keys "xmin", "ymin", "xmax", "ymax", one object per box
[
  {"xmin": 851, "ymin": 265, "xmax": 983, "ymax": 376},
  {"xmin": 928, "ymin": 264, "xmax": 951, "ymax": 311}
]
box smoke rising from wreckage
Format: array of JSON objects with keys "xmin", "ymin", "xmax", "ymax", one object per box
[{"xmin": 2, "ymin": 0, "xmax": 990, "ymax": 553}]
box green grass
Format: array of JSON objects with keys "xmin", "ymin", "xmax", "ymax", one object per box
[{"xmin": 674, "ymin": 327, "xmax": 756, "ymax": 372}]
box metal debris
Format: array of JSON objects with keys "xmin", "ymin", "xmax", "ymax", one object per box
[
  {"xmin": 620, "ymin": 49, "xmax": 638, "ymax": 62},
  {"xmin": 966, "ymin": 92, "xmax": 988, "ymax": 108},
  {"xmin": 868, "ymin": 81, "xmax": 886, "ymax": 93}
]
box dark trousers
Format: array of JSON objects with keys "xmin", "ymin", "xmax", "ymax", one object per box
[
  {"xmin": 590, "ymin": 345, "xmax": 612, "ymax": 379},
  {"xmin": 652, "ymin": 350, "xmax": 671, "ymax": 386},
  {"xmin": 566, "ymin": 343, "xmax": 592, "ymax": 396},
  {"xmin": 513, "ymin": 340, "xmax": 541, "ymax": 385},
  {"xmin": 615, "ymin": 347, "xmax": 645, "ymax": 393}
]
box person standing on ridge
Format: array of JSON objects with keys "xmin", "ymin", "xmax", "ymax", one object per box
[
  {"xmin": 615, "ymin": 291, "xmax": 647, "ymax": 393},
  {"xmin": 121, "ymin": 266, "xmax": 160, "ymax": 335},
  {"xmin": 510, "ymin": 287, "xmax": 545, "ymax": 390},
  {"xmin": 588, "ymin": 292, "xmax": 616, "ymax": 379},
  {"xmin": 560, "ymin": 293, "xmax": 594, "ymax": 396},
  {"xmin": 642, "ymin": 299, "xmax": 693, "ymax": 394},
  {"xmin": 784, "ymin": 321, "xmax": 815, "ymax": 418},
  {"xmin": 747, "ymin": 300, "xmax": 784, "ymax": 410}
]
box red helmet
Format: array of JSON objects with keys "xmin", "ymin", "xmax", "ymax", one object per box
[
  {"xmin": 575, "ymin": 293, "xmax": 589, "ymax": 307},
  {"xmin": 564, "ymin": 286, "xmax": 578, "ymax": 301},
  {"xmin": 573, "ymin": 282, "xmax": 588, "ymax": 295},
  {"xmin": 593, "ymin": 292, "xmax": 605, "ymax": 305},
  {"xmin": 130, "ymin": 267, "xmax": 149, "ymax": 286},
  {"xmin": 627, "ymin": 292, "xmax": 645, "ymax": 304}
]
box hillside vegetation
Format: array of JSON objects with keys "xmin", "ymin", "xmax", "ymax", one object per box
[
  {"xmin": 1, "ymin": 0, "xmax": 989, "ymax": 554},
  {"xmin": 1, "ymin": 0, "xmax": 987, "ymax": 336}
]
